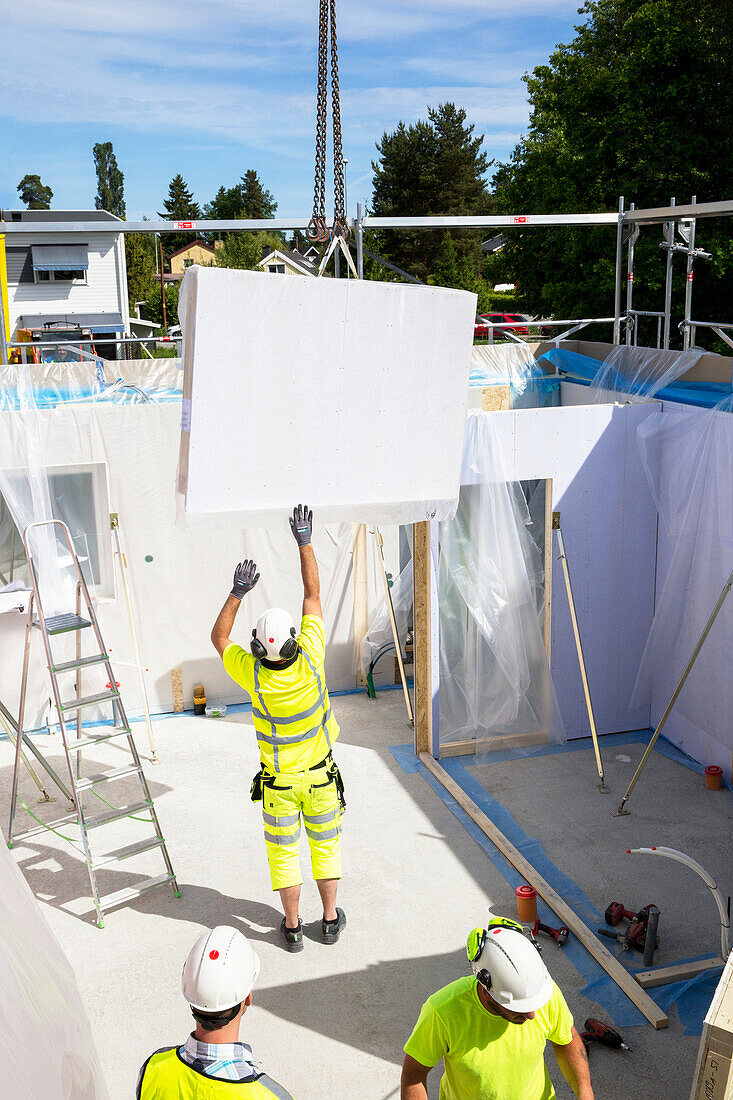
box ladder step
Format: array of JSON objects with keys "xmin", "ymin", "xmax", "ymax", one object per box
[
  {"xmin": 36, "ymin": 613, "xmax": 92, "ymax": 635},
  {"xmin": 67, "ymin": 727, "xmax": 132, "ymax": 751},
  {"xmin": 98, "ymin": 873, "xmax": 175, "ymax": 911},
  {"xmin": 84, "ymin": 800, "xmax": 153, "ymax": 829},
  {"xmin": 14, "ymin": 811, "xmax": 80, "ymax": 841},
  {"xmin": 60, "ymin": 690, "xmax": 120, "ymax": 713},
  {"xmin": 74, "ymin": 763, "xmax": 143, "ymax": 791},
  {"xmin": 53, "ymin": 654, "xmax": 110, "ymax": 674},
  {"xmin": 94, "ymin": 836, "xmax": 165, "ymax": 868}
]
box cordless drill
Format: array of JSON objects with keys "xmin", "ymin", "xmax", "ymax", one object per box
[
  {"xmin": 581, "ymin": 1018, "xmax": 631, "ymax": 1052},
  {"xmin": 532, "ymin": 918, "xmax": 569, "ymax": 947}
]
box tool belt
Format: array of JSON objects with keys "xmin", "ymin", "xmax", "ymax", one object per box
[{"xmin": 250, "ymin": 753, "xmax": 345, "ymax": 812}]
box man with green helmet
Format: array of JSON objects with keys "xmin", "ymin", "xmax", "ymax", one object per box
[{"xmin": 401, "ymin": 917, "xmax": 593, "ymax": 1100}]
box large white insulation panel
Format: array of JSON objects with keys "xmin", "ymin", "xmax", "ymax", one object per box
[{"xmin": 177, "ymin": 266, "xmax": 476, "ymax": 526}]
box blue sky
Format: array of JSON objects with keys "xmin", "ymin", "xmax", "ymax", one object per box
[{"xmin": 0, "ymin": 0, "xmax": 583, "ymax": 221}]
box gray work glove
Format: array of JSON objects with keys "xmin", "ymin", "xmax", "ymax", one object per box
[
  {"xmin": 231, "ymin": 559, "xmax": 260, "ymax": 600},
  {"xmin": 290, "ymin": 504, "xmax": 313, "ymax": 546}
]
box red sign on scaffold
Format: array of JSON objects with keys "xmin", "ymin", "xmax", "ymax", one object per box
[
  {"xmin": 511, "ymin": 216, "xmax": 529, "ymax": 224},
  {"xmin": 174, "ymin": 221, "xmax": 196, "ymax": 230}
]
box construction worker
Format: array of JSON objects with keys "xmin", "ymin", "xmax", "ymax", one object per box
[
  {"xmin": 211, "ymin": 504, "xmax": 346, "ymax": 953},
  {"xmin": 136, "ymin": 925, "xmax": 293, "ymax": 1098},
  {"xmin": 401, "ymin": 917, "xmax": 594, "ymax": 1100}
]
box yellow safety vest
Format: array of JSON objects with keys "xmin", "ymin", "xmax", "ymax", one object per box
[{"xmin": 138, "ymin": 1048, "xmax": 294, "ymax": 1099}]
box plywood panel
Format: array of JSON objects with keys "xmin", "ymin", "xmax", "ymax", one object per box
[{"xmin": 178, "ymin": 267, "xmax": 476, "ymax": 527}]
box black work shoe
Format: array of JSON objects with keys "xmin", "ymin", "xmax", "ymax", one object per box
[
  {"xmin": 322, "ymin": 907, "xmax": 346, "ymax": 944},
  {"xmin": 280, "ymin": 918, "xmax": 304, "ymax": 952}
]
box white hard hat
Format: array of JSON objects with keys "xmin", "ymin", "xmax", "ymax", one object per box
[
  {"xmin": 467, "ymin": 923, "xmax": 553, "ymax": 1013},
  {"xmin": 252, "ymin": 607, "xmax": 298, "ymax": 662},
  {"xmin": 182, "ymin": 926, "xmax": 261, "ymax": 1012}
]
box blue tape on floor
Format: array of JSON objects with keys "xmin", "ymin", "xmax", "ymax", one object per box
[{"xmin": 390, "ymin": 740, "xmax": 723, "ymax": 1032}]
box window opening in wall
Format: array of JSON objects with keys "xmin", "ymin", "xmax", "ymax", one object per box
[
  {"xmin": 0, "ymin": 463, "xmax": 114, "ymax": 598},
  {"xmin": 268, "ymin": 264, "xmax": 286, "ymax": 274}
]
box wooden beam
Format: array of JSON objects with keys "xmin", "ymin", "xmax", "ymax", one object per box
[
  {"xmin": 352, "ymin": 524, "xmax": 368, "ymax": 687},
  {"xmin": 636, "ymin": 957, "xmax": 724, "ymax": 990},
  {"xmin": 418, "ymin": 751, "xmax": 669, "ymax": 1029},
  {"xmin": 440, "ymin": 732, "xmax": 550, "ymax": 758},
  {"xmin": 413, "ymin": 522, "xmax": 432, "ymax": 755},
  {"xmin": 544, "ymin": 478, "xmax": 553, "ymax": 663}
]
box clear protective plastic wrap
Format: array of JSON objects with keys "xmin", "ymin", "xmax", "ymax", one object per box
[
  {"xmin": 438, "ymin": 411, "xmax": 565, "ymax": 749},
  {"xmin": 0, "ymin": 841, "xmax": 109, "ymax": 1098},
  {"xmin": 358, "ymin": 559, "xmax": 413, "ymax": 683},
  {"xmin": 589, "ymin": 344, "xmax": 704, "ymax": 402},
  {"xmin": 631, "ymin": 394, "xmax": 733, "ymax": 765}
]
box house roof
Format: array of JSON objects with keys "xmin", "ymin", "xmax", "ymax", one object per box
[
  {"xmin": 258, "ymin": 249, "xmax": 317, "ymax": 275},
  {"xmin": 167, "ymin": 239, "xmax": 217, "ymax": 260},
  {"xmin": 0, "ymin": 209, "xmax": 122, "ymax": 224}
]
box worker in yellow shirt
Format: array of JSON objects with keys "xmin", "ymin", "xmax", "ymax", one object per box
[
  {"xmin": 401, "ymin": 917, "xmax": 594, "ymax": 1100},
  {"xmin": 211, "ymin": 505, "xmax": 345, "ymax": 953}
]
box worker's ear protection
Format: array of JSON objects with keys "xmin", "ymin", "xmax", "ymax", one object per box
[{"xmin": 250, "ymin": 626, "xmax": 298, "ymax": 661}]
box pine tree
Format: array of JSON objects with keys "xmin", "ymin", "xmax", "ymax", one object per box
[
  {"xmin": 16, "ymin": 174, "xmax": 53, "ymax": 210},
  {"xmin": 204, "ymin": 171, "xmax": 277, "ymax": 221},
  {"xmin": 158, "ymin": 175, "xmax": 202, "ymax": 257},
  {"xmin": 371, "ymin": 103, "xmax": 491, "ymax": 281},
  {"xmin": 93, "ymin": 142, "xmax": 126, "ymax": 218}
]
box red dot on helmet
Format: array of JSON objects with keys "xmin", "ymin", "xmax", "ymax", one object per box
[
  {"xmin": 209, "ymin": 950, "xmax": 219, "ymax": 960},
  {"xmin": 269, "ymin": 637, "xmax": 274, "ymax": 643},
  {"xmin": 492, "ymin": 928, "xmax": 501, "ymax": 934}
]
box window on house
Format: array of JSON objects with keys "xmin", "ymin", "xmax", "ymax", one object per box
[
  {"xmin": 31, "ymin": 245, "xmax": 89, "ymax": 284},
  {"xmin": 268, "ymin": 264, "xmax": 286, "ymax": 274},
  {"xmin": 183, "ymin": 258, "xmax": 193, "ymax": 268},
  {"xmin": 35, "ymin": 269, "xmax": 87, "ymax": 283}
]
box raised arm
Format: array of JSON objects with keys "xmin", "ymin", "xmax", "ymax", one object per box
[
  {"xmin": 290, "ymin": 504, "xmax": 322, "ymax": 619},
  {"xmin": 211, "ymin": 559, "xmax": 260, "ymax": 657},
  {"xmin": 551, "ymin": 1027, "xmax": 593, "ymax": 1100}
]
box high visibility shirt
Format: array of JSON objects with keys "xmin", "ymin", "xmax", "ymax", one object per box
[
  {"xmin": 137, "ymin": 1047, "xmax": 294, "ymax": 1098},
  {"xmin": 404, "ymin": 978, "xmax": 574, "ymax": 1100},
  {"xmin": 223, "ymin": 615, "xmax": 340, "ymax": 773}
]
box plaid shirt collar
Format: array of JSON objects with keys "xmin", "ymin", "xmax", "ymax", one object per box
[{"xmin": 180, "ymin": 1033, "xmax": 261, "ymax": 1082}]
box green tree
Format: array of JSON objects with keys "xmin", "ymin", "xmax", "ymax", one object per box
[
  {"xmin": 158, "ymin": 175, "xmax": 202, "ymax": 257},
  {"xmin": 93, "ymin": 142, "xmax": 126, "ymax": 218},
  {"xmin": 125, "ymin": 231, "xmax": 157, "ymax": 316},
  {"xmin": 371, "ymin": 103, "xmax": 491, "ymax": 281},
  {"xmin": 214, "ymin": 231, "xmax": 284, "ymax": 271},
  {"xmin": 204, "ymin": 170, "xmax": 277, "ymax": 221},
  {"xmin": 16, "ymin": 174, "xmax": 53, "ymax": 209},
  {"xmin": 493, "ymin": 0, "xmax": 733, "ymax": 343}
]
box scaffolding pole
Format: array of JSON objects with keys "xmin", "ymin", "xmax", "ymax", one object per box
[
  {"xmin": 613, "ymin": 196, "xmax": 625, "ymax": 344},
  {"xmin": 662, "ymin": 197, "xmax": 676, "ymax": 349}
]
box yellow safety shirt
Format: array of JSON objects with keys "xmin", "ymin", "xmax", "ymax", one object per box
[
  {"xmin": 223, "ymin": 615, "xmax": 340, "ymax": 774},
  {"xmin": 404, "ymin": 977, "xmax": 574, "ymax": 1100},
  {"xmin": 138, "ymin": 1047, "xmax": 294, "ymax": 1098}
]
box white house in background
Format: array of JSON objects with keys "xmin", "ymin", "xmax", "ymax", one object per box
[
  {"xmin": 1, "ymin": 209, "xmax": 130, "ymax": 359},
  {"xmin": 257, "ymin": 248, "xmax": 319, "ymax": 276}
]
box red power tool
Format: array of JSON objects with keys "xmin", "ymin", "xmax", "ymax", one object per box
[
  {"xmin": 532, "ymin": 918, "xmax": 569, "ymax": 947},
  {"xmin": 581, "ymin": 1018, "xmax": 631, "ymax": 1052},
  {"xmin": 598, "ymin": 902, "xmax": 660, "ymax": 965},
  {"xmin": 605, "ymin": 902, "xmax": 638, "ymax": 927}
]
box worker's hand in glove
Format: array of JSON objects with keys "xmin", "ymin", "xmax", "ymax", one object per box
[
  {"xmin": 231, "ymin": 560, "xmax": 260, "ymax": 600},
  {"xmin": 290, "ymin": 504, "xmax": 313, "ymax": 547}
]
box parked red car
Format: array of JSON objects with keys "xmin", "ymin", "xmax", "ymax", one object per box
[{"xmin": 474, "ymin": 312, "xmax": 530, "ymax": 340}]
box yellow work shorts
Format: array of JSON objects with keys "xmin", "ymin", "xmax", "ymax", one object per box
[{"xmin": 261, "ymin": 762, "xmax": 343, "ymax": 891}]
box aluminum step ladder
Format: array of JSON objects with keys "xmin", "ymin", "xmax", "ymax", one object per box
[{"xmin": 7, "ymin": 519, "xmax": 179, "ymax": 927}]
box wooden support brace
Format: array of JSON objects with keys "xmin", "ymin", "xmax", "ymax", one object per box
[
  {"xmin": 413, "ymin": 522, "xmax": 432, "ymax": 755},
  {"xmin": 418, "ymin": 751, "xmax": 669, "ymax": 1029},
  {"xmin": 636, "ymin": 957, "xmax": 725, "ymax": 990}
]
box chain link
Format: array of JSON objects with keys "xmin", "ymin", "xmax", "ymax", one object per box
[{"xmin": 307, "ymin": 0, "xmax": 349, "ymax": 242}]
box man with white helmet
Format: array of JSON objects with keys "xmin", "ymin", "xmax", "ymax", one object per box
[
  {"xmin": 136, "ymin": 925, "xmax": 293, "ymax": 1098},
  {"xmin": 211, "ymin": 504, "xmax": 345, "ymax": 952},
  {"xmin": 401, "ymin": 917, "xmax": 593, "ymax": 1100}
]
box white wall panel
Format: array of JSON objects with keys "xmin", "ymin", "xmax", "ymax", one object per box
[{"xmin": 177, "ymin": 267, "xmax": 476, "ymax": 528}]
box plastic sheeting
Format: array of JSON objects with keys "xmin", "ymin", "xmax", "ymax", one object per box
[
  {"xmin": 0, "ymin": 842, "xmax": 109, "ymax": 1098},
  {"xmin": 589, "ymin": 344, "xmax": 705, "ymax": 402},
  {"xmin": 631, "ymin": 394, "xmax": 733, "ymax": 764},
  {"xmin": 438, "ymin": 411, "xmax": 564, "ymax": 747},
  {"xmin": 470, "ymin": 344, "xmax": 558, "ymax": 409},
  {"xmin": 176, "ymin": 266, "xmax": 476, "ymax": 527},
  {"xmin": 359, "ymin": 558, "xmax": 412, "ymax": 681}
]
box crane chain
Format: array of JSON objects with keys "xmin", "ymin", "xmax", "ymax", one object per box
[{"xmin": 307, "ymin": 0, "xmax": 349, "ymax": 243}]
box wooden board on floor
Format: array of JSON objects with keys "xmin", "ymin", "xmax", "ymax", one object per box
[
  {"xmin": 418, "ymin": 751, "xmax": 669, "ymax": 1030},
  {"xmin": 636, "ymin": 957, "xmax": 724, "ymax": 989},
  {"xmin": 440, "ymin": 732, "xmax": 551, "ymax": 758}
]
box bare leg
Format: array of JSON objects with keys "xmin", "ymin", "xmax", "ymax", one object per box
[
  {"xmin": 279, "ymin": 884, "xmax": 301, "ymax": 928},
  {"xmin": 316, "ymin": 878, "xmax": 338, "ymax": 922}
]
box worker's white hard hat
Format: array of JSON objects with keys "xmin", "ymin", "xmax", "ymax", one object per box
[
  {"xmin": 251, "ymin": 607, "xmax": 298, "ymax": 662},
  {"xmin": 182, "ymin": 926, "xmax": 261, "ymax": 1012},
  {"xmin": 467, "ymin": 923, "xmax": 553, "ymax": 1013}
]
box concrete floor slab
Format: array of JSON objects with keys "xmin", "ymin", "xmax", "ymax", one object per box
[{"xmin": 0, "ymin": 698, "xmax": 726, "ymax": 1100}]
